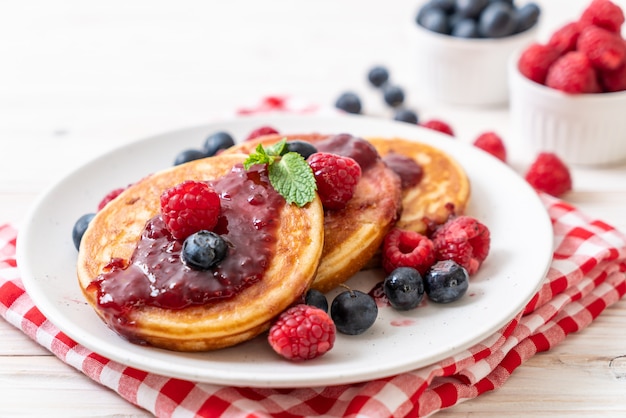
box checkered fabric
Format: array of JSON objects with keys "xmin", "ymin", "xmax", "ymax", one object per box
[{"xmin": 2, "ymin": 191, "xmax": 625, "ymax": 417}]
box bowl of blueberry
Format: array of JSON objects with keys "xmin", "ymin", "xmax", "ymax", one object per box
[
  {"xmin": 509, "ymin": 0, "xmax": 626, "ymax": 166},
  {"xmin": 411, "ymin": 0, "xmax": 540, "ymax": 106}
]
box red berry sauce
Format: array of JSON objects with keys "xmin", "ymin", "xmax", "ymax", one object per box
[
  {"xmin": 314, "ymin": 133, "xmax": 379, "ymax": 170},
  {"xmin": 89, "ymin": 163, "xmax": 284, "ymax": 341},
  {"xmin": 381, "ymin": 152, "xmax": 423, "ymax": 189}
]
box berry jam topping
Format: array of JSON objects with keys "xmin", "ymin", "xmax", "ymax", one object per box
[
  {"xmin": 381, "ymin": 152, "xmax": 423, "ymax": 189},
  {"xmin": 314, "ymin": 133, "xmax": 380, "ymax": 171},
  {"xmin": 89, "ymin": 163, "xmax": 284, "ymax": 336}
]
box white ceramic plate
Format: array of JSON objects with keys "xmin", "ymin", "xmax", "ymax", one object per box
[{"xmin": 17, "ymin": 114, "xmax": 553, "ymax": 388}]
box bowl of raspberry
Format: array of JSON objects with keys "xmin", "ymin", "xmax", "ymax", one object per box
[
  {"xmin": 509, "ymin": 0, "xmax": 626, "ymax": 166},
  {"xmin": 410, "ymin": 0, "xmax": 540, "ymax": 106}
]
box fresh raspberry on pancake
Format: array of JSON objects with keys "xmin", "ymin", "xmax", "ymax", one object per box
[
  {"xmin": 160, "ymin": 180, "xmax": 221, "ymax": 241},
  {"xmin": 308, "ymin": 152, "xmax": 362, "ymax": 210},
  {"xmin": 268, "ymin": 304, "xmax": 336, "ymax": 361},
  {"xmin": 525, "ymin": 152, "xmax": 573, "ymax": 197},
  {"xmin": 473, "ymin": 131, "xmax": 507, "ymax": 162},
  {"xmin": 246, "ymin": 125, "xmax": 279, "ymax": 141},
  {"xmin": 382, "ymin": 228, "xmax": 436, "ymax": 275},
  {"xmin": 432, "ymin": 216, "xmax": 491, "ymax": 276}
]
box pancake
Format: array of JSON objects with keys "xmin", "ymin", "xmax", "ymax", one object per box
[
  {"xmin": 367, "ymin": 137, "xmax": 470, "ymax": 234},
  {"xmin": 224, "ymin": 133, "xmax": 403, "ymax": 293},
  {"xmin": 77, "ymin": 153, "xmax": 324, "ymax": 351}
]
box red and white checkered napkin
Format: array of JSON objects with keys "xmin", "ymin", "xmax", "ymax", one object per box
[{"xmin": 1, "ymin": 192, "xmax": 625, "ymax": 417}]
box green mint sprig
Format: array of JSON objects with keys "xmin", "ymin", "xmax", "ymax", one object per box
[{"xmin": 243, "ymin": 139, "xmax": 317, "ymax": 207}]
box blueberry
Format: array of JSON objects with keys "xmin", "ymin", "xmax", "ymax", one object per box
[
  {"xmin": 478, "ymin": 2, "xmax": 517, "ymax": 38},
  {"xmin": 367, "ymin": 66, "xmax": 390, "ymax": 88},
  {"xmin": 452, "ymin": 18, "xmax": 480, "ymax": 38},
  {"xmin": 286, "ymin": 140, "xmax": 318, "ymax": 160},
  {"xmin": 383, "ymin": 267, "xmax": 425, "ymax": 311},
  {"xmin": 514, "ymin": 3, "xmax": 540, "ymax": 33},
  {"xmin": 424, "ymin": 260, "xmax": 469, "ymax": 303},
  {"xmin": 456, "ymin": 0, "xmax": 489, "ymax": 19},
  {"xmin": 393, "ymin": 109, "xmax": 419, "ymax": 124},
  {"xmin": 72, "ymin": 213, "xmax": 96, "ymax": 251},
  {"xmin": 418, "ymin": 7, "xmax": 450, "ymax": 34},
  {"xmin": 174, "ymin": 149, "xmax": 206, "ymax": 166},
  {"xmin": 330, "ymin": 290, "xmax": 378, "ymax": 335},
  {"xmin": 383, "ymin": 85, "xmax": 405, "ymax": 107},
  {"xmin": 305, "ymin": 288, "xmax": 329, "ymax": 312},
  {"xmin": 203, "ymin": 131, "xmax": 235, "ymax": 157},
  {"xmin": 335, "ymin": 92, "xmax": 362, "ymax": 114},
  {"xmin": 181, "ymin": 230, "xmax": 228, "ymax": 270},
  {"xmin": 430, "ymin": 0, "xmax": 456, "ymax": 13}
]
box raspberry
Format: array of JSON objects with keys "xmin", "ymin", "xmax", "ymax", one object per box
[
  {"xmin": 308, "ymin": 152, "xmax": 362, "ymax": 210},
  {"xmin": 545, "ymin": 51, "xmax": 601, "ymax": 93},
  {"xmin": 524, "ymin": 152, "xmax": 573, "ymax": 197},
  {"xmin": 382, "ymin": 228, "xmax": 436, "ymax": 275},
  {"xmin": 268, "ymin": 304, "xmax": 336, "ymax": 361},
  {"xmin": 473, "ymin": 131, "xmax": 507, "ymax": 162},
  {"xmin": 421, "ymin": 119, "xmax": 455, "ymax": 136},
  {"xmin": 97, "ymin": 187, "xmax": 127, "ymax": 211},
  {"xmin": 600, "ymin": 60, "xmax": 626, "ymax": 92},
  {"xmin": 517, "ymin": 42, "xmax": 561, "ymax": 85},
  {"xmin": 431, "ymin": 216, "xmax": 491, "ymax": 276},
  {"xmin": 577, "ymin": 26, "xmax": 626, "ymax": 71},
  {"xmin": 246, "ymin": 125, "xmax": 279, "ymax": 141},
  {"xmin": 579, "ymin": 0, "xmax": 625, "ymax": 33},
  {"xmin": 547, "ymin": 22, "xmax": 582, "ymax": 54},
  {"xmin": 160, "ymin": 180, "xmax": 221, "ymax": 241}
]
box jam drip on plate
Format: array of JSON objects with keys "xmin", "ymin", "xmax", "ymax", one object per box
[{"xmin": 89, "ymin": 163, "xmax": 285, "ymax": 335}]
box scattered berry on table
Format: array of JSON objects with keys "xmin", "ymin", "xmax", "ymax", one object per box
[
  {"xmin": 579, "ymin": 0, "xmax": 625, "ymax": 33},
  {"xmin": 181, "ymin": 230, "xmax": 228, "ymax": 270},
  {"xmin": 305, "ymin": 288, "xmax": 329, "ymax": 312},
  {"xmin": 421, "ymin": 119, "xmax": 455, "ymax": 136},
  {"xmin": 308, "ymin": 152, "xmax": 362, "ymax": 210},
  {"xmin": 383, "ymin": 85, "xmax": 405, "ymax": 107},
  {"xmin": 335, "ymin": 92, "xmax": 362, "ymax": 114},
  {"xmin": 432, "ymin": 215, "xmax": 491, "ymax": 276},
  {"xmin": 545, "ymin": 51, "xmax": 601, "ymax": 94},
  {"xmin": 72, "ymin": 213, "xmax": 96, "ymax": 251},
  {"xmin": 473, "ymin": 131, "xmax": 507, "ymax": 162},
  {"xmin": 382, "ymin": 228, "xmax": 436, "ymax": 275},
  {"xmin": 160, "ymin": 180, "xmax": 221, "ymax": 241},
  {"xmin": 203, "ymin": 131, "xmax": 235, "ymax": 157},
  {"xmin": 367, "ymin": 66, "xmax": 390, "ymax": 87},
  {"xmin": 286, "ymin": 140, "xmax": 318, "ymax": 160},
  {"xmin": 331, "ymin": 289, "xmax": 378, "ymax": 335},
  {"xmin": 524, "ymin": 152, "xmax": 572, "ymax": 197},
  {"xmin": 517, "ymin": 43, "xmax": 561, "ymax": 84},
  {"xmin": 246, "ymin": 126, "xmax": 279, "ymax": 141},
  {"xmin": 383, "ymin": 267, "xmax": 425, "ymax": 311},
  {"xmin": 424, "ymin": 260, "xmax": 469, "ymax": 303},
  {"xmin": 174, "ymin": 149, "xmax": 206, "ymax": 166},
  {"xmin": 97, "ymin": 187, "xmax": 127, "ymax": 211},
  {"xmin": 577, "ymin": 25, "xmax": 626, "ymax": 71},
  {"xmin": 393, "ymin": 109, "xmax": 419, "ymax": 124},
  {"xmin": 268, "ymin": 304, "xmax": 336, "ymax": 361}
]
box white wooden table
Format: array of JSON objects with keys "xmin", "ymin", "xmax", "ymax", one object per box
[{"xmin": 2, "ymin": 0, "xmax": 626, "ymax": 416}]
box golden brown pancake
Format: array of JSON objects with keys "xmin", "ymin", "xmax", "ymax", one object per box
[
  {"xmin": 224, "ymin": 133, "xmax": 403, "ymax": 293},
  {"xmin": 77, "ymin": 153, "xmax": 324, "ymax": 351},
  {"xmin": 368, "ymin": 137, "xmax": 470, "ymax": 234}
]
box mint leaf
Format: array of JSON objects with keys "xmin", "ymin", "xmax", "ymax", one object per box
[
  {"xmin": 269, "ymin": 152, "xmax": 317, "ymax": 207},
  {"xmin": 242, "ymin": 139, "xmax": 317, "ymax": 207}
]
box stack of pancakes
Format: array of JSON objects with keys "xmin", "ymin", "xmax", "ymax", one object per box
[{"xmin": 77, "ymin": 134, "xmax": 470, "ymax": 351}]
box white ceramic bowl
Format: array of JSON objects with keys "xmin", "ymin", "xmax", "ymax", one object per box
[
  {"xmin": 409, "ymin": 22, "xmax": 538, "ymax": 106},
  {"xmin": 508, "ymin": 54, "xmax": 626, "ymax": 166}
]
